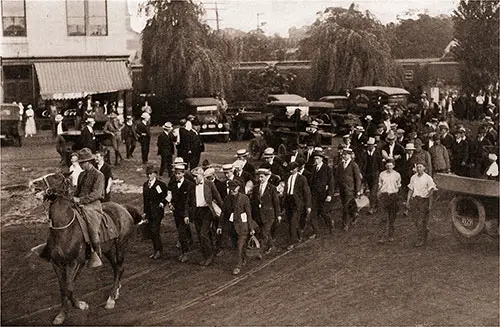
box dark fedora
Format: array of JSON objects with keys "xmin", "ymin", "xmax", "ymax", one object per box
[{"xmin": 78, "ymin": 148, "xmax": 94, "ymax": 163}]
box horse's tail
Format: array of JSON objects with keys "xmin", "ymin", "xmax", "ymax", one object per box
[{"xmin": 124, "ymin": 205, "xmax": 143, "ymax": 224}]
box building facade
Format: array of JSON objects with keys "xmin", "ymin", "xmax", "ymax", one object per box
[{"xmin": 0, "ymin": 0, "xmax": 139, "ymax": 110}]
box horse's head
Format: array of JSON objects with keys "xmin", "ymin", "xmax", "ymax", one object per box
[{"xmin": 29, "ymin": 173, "xmax": 73, "ymax": 202}]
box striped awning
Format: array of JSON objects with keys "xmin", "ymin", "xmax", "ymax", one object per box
[{"xmin": 34, "ymin": 60, "xmax": 133, "ymax": 100}]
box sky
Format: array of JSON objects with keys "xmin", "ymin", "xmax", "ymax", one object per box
[{"xmin": 129, "ymin": 0, "xmax": 459, "ymax": 36}]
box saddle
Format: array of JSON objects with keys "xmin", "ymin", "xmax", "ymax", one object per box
[{"xmin": 74, "ymin": 206, "xmax": 119, "ymax": 243}]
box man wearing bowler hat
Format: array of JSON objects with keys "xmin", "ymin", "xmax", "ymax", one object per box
[
  {"xmin": 167, "ymin": 164, "xmax": 195, "ymax": 262},
  {"xmin": 73, "ymin": 148, "xmax": 106, "ymax": 267},
  {"xmin": 157, "ymin": 122, "xmax": 176, "ymax": 177},
  {"xmin": 142, "ymin": 165, "xmax": 168, "ymax": 259}
]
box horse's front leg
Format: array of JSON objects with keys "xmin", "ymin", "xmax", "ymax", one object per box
[
  {"xmin": 52, "ymin": 264, "xmax": 70, "ymax": 325},
  {"xmin": 66, "ymin": 261, "xmax": 89, "ymax": 311}
]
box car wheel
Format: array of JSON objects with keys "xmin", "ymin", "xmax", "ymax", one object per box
[{"xmin": 451, "ymin": 196, "xmax": 486, "ymax": 243}]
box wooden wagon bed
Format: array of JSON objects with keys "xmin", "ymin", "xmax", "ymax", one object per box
[{"xmin": 434, "ymin": 173, "xmax": 499, "ymax": 198}]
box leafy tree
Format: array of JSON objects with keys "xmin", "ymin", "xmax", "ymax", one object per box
[
  {"xmin": 299, "ymin": 4, "xmax": 404, "ymax": 98},
  {"xmin": 387, "ymin": 14, "xmax": 454, "ymax": 59},
  {"xmin": 141, "ymin": 0, "xmax": 231, "ymax": 103},
  {"xmin": 452, "ymin": 0, "xmax": 499, "ymax": 93}
]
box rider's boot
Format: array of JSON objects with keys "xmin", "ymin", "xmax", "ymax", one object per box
[{"xmin": 88, "ymin": 232, "xmax": 103, "ymax": 268}]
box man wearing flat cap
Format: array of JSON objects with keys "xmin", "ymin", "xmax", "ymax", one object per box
[
  {"xmin": 142, "ymin": 165, "xmax": 168, "ymax": 260},
  {"xmin": 189, "ymin": 167, "xmax": 223, "ymax": 266},
  {"xmin": 429, "ymin": 133, "xmax": 450, "ymax": 176},
  {"xmin": 251, "ymin": 168, "xmax": 281, "ymax": 254},
  {"xmin": 157, "ymin": 122, "xmax": 176, "ymax": 177},
  {"xmin": 73, "ymin": 148, "xmax": 106, "ymax": 267},
  {"xmin": 167, "ymin": 164, "xmax": 195, "ymax": 262}
]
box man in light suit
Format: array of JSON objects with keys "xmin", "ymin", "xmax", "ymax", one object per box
[
  {"xmin": 333, "ymin": 148, "xmax": 362, "ymax": 231},
  {"xmin": 217, "ymin": 180, "xmax": 257, "ymax": 275},
  {"xmin": 308, "ymin": 151, "xmax": 334, "ymax": 238},
  {"xmin": 251, "ymin": 168, "xmax": 281, "ymax": 254},
  {"xmin": 284, "ymin": 162, "xmax": 312, "ymax": 250},
  {"xmin": 190, "ymin": 167, "xmax": 223, "ymax": 266}
]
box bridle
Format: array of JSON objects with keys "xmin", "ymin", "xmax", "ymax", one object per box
[{"xmin": 49, "ymin": 210, "xmax": 76, "ymax": 230}]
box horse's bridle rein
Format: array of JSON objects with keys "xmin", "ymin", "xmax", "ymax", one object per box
[{"xmin": 49, "ymin": 210, "xmax": 76, "ymax": 230}]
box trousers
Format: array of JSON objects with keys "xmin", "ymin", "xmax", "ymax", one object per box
[
  {"xmin": 193, "ymin": 207, "xmax": 214, "ymax": 259},
  {"xmin": 411, "ymin": 196, "xmax": 430, "ymax": 242},
  {"xmin": 379, "ymin": 193, "xmax": 398, "ymax": 237}
]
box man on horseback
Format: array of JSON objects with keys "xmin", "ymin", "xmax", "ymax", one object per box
[{"xmin": 73, "ymin": 147, "xmax": 106, "ymax": 268}]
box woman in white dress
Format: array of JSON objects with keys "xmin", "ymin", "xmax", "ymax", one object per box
[{"xmin": 24, "ymin": 104, "xmax": 37, "ymax": 137}]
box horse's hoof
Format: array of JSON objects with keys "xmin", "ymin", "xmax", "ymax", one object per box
[
  {"xmin": 52, "ymin": 312, "xmax": 66, "ymax": 325},
  {"xmin": 105, "ymin": 297, "xmax": 115, "ymax": 310},
  {"xmin": 75, "ymin": 301, "xmax": 89, "ymax": 311}
]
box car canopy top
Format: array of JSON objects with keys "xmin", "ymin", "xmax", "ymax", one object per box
[
  {"xmin": 183, "ymin": 98, "xmax": 220, "ymax": 107},
  {"xmin": 354, "ymin": 86, "xmax": 410, "ymax": 96},
  {"xmin": 267, "ymin": 94, "xmax": 308, "ymax": 102}
]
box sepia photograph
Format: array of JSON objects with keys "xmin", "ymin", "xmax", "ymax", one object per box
[{"xmin": 0, "ymin": 0, "xmax": 498, "ymax": 325}]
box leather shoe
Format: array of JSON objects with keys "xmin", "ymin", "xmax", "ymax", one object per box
[
  {"xmin": 232, "ymin": 267, "xmax": 241, "ymax": 275},
  {"xmin": 264, "ymin": 246, "xmax": 275, "ymax": 255},
  {"xmin": 152, "ymin": 251, "xmax": 162, "ymax": 260},
  {"xmin": 309, "ymin": 234, "xmax": 317, "ymax": 240},
  {"xmin": 286, "ymin": 244, "xmax": 295, "ymax": 251},
  {"xmin": 178, "ymin": 254, "xmax": 188, "ymax": 263}
]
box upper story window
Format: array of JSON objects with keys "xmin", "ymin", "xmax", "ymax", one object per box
[
  {"xmin": 66, "ymin": 0, "xmax": 107, "ymax": 36},
  {"xmin": 1, "ymin": 0, "xmax": 27, "ymax": 37}
]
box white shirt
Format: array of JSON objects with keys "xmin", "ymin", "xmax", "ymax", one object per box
[
  {"xmin": 287, "ymin": 173, "xmax": 297, "ymax": 195},
  {"xmin": 177, "ymin": 178, "xmax": 184, "ymax": 188},
  {"xmin": 316, "ymin": 162, "xmax": 323, "ymax": 171},
  {"xmin": 195, "ymin": 183, "xmax": 208, "ymax": 207},
  {"xmin": 378, "ymin": 170, "xmax": 401, "ymax": 194},
  {"xmin": 87, "ymin": 125, "xmax": 93, "ymax": 134},
  {"xmin": 486, "ymin": 162, "xmax": 498, "ymax": 177},
  {"xmin": 148, "ymin": 178, "xmax": 156, "ymax": 188},
  {"xmin": 290, "ymin": 152, "xmax": 298, "ymax": 162},
  {"xmin": 343, "ymin": 158, "xmax": 351, "ymax": 169},
  {"xmin": 259, "ymin": 181, "xmax": 267, "ymax": 197},
  {"xmin": 69, "ymin": 164, "xmax": 83, "ymax": 187},
  {"xmin": 408, "ymin": 173, "xmax": 437, "ymax": 198},
  {"xmin": 56, "ymin": 122, "xmax": 63, "ymax": 135},
  {"xmin": 388, "ymin": 143, "xmax": 395, "ymax": 157}
]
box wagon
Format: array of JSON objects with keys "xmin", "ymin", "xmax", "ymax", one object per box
[
  {"xmin": 434, "ymin": 173, "xmax": 499, "ymax": 243},
  {"xmin": 0, "ymin": 103, "xmax": 22, "ymax": 146}
]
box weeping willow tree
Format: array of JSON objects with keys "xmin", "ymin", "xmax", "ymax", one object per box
[
  {"xmin": 299, "ymin": 4, "xmax": 403, "ymax": 98},
  {"xmin": 141, "ymin": 0, "xmax": 231, "ymax": 103}
]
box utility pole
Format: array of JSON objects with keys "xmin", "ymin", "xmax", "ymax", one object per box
[
  {"xmin": 215, "ymin": 1, "xmax": 220, "ymax": 32},
  {"xmin": 204, "ymin": 1, "xmax": 225, "ymax": 32}
]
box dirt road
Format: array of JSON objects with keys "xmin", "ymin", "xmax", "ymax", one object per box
[{"xmin": 1, "ymin": 131, "xmax": 498, "ymax": 326}]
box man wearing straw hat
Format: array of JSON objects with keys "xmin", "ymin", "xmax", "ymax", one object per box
[{"xmin": 235, "ymin": 148, "xmax": 255, "ymax": 179}]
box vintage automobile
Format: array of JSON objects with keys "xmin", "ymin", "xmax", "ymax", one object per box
[
  {"xmin": 0, "ymin": 103, "xmax": 22, "ymax": 146},
  {"xmin": 248, "ymin": 100, "xmax": 335, "ymax": 159},
  {"xmin": 309, "ymin": 100, "xmax": 360, "ymax": 135},
  {"xmin": 351, "ymin": 86, "xmax": 410, "ymax": 121},
  {"xmin": 228, "ymin": 102, "xmax": 269, "ymax": 141},
  {"xmin": 434, "ymin": 173, "xmax": 499, "ymax": 244},
  {"xmin": 181, "ymin": 97, "xmax": 230, "ymax": 142}
]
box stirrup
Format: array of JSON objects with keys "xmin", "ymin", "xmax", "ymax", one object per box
[{"xmin": 88, "ymin": 251, "xmax": 103, "ymax": 268}]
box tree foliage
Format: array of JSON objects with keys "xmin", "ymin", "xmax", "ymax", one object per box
[
  {"xmin": 299, "ymin": 4, "xmax": 404, "ymax": 98},
  {"xmin": 452, "ymin": 0, "xmax": 499, "ymax": 93},
  {"xmin": 141, "ymin": 0, "xmax": 231, "ymax": 102},
  {"xmin": 387, "ymin": 14, "xmax": 454, "ymax": 59},
  {"xmin": 227, "ymin": 31, "xmax": 298, "ymax": 62}
]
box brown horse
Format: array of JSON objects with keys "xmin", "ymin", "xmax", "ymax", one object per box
[{"xmin": 30, "ymin": 173, "xmax": 142, "ymax": 325}]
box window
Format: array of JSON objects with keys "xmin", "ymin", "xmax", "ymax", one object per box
[
  {"xmin": 1, "ymin": 0, "xmax": 27, "ymax": 37},
  {"xmin": 66, "ymin": 0, "xmax": 107, "ymax": 36}
]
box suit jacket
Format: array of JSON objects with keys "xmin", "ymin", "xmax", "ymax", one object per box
[
  {"xmin": 178, "ymin": 127, "xmax": 195, "ymax": 158},
  {"xmin": 242, "ymin": 161, "xmax": 256, "ymax": 180},
  {"xmin": 441, "ymin": 133, "xmax": 455, "ymax": 150},
  {"xmin": 136, "ymin": 121, "xmax": 150, "ymax": 141},
  {"xmin": 215, "ymin": 176, "xmax": 244, "ymax": 200},
  {"xmin": 80, "ymin": 125, "xmax": 96, "ymax": 152},
  {"xmin": 357, "ymin": 149, "xmax": 385, "ymax": 180},
  {"xmin": 219, "ymin": 192, "xmax": 255, "ymax": 235},
  {"xmin": 333, "ymin": 160, "xmax": 362, "ymax": 194},
  {"xmin": 284, "ymin": 173, "xmax": 312, "ymax": 211},
  {"xmin": 451, "ymin": 139, "xmax": 469, "ymax": 165},
  {"xmin": 168, "ymin": 177, "xmax": 194, "ymax": 217},
  {"xmin": 287, "ymin": 151, "xmax": 305, "ymax": 164},
  {"xmin": 309, "ymin": 163, "xmax": 334, "ymax": 198},
  {"xmin": 143, "ymin": 179, "xmax": 168, "ymax": 219},
  {"xmin": 486, "ymin": 128, "xmax": 498, "ymax": 146},
  {"xmin": 189, "ymin": 179, "xmax": 223, "ymax": 218},
  {"xmin": 121, "ymin": 123, "xmax": 138, "ymax": 141},
  {"xmin": 381, "ymin": 142, "xmax": 405, "ymax": 169},
  {"xmin": 157, "ymin": 131, "xmax": 176, "ymax": 156},
  {"xmin": 75, "ymin": 167, "xmax": 104, "ymax": 204},
  {"xmin": 251, "ymin": 181, "xmax": 281, "ymax": 224}
]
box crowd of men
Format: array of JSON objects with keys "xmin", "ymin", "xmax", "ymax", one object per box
[{"xmin": 38, "ymin": 93, "xmax": 500, "ymax": 276}]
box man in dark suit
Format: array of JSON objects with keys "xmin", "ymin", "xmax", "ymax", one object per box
[
  {"xmin": 80, "ymin": 117, "xmax": 97, "ymax": 152},
  {"xmin": 217, "ymin": 180, "xmax": 257, "ymax": 275},
  {"xmin": 136, "ymin": 112, "xmax": 151, "ymax": 165},
  {"xmin": 356, "ymin": 137, "xmax": 384, "ymax": 214},
  {"xmin": 438, "ymin": 123, "xmax": 454, "ymax": 150},
  {"xmin": 216, "ymin": 164, "xmax": 245, "ymax": 200},
  {"xmin": 167, "ymin": 164, "xmax": 195, "ymax": 263},
  {"xmin": 262, "ymin": 147, "xmax": 285, "ymax": 180},
  {"xmin": 333, "ymin": 148, "xmax": 362, "ymax": 231},
  {"xmin": 351, "ymin": 126, "xmax": 367, "ymax": 150},
  {"xmin": 309, "ymin": 151, "xmax": 334, "ymax": 237},
  {"xmin": 303, "ymin": 140, "xmax": 316, "ymax": 172},
  {"xmin": 451, "ymin": 127, "xmax": 469, "ymax": 176},
  {"xmin": 284, "ymin": 162, "xmax": 312, "ymax": 249},
  {"xmin": 157, "ymin": 122, "xmax": 176, "ymax": 177},
  {"xmin": 251, "ymin": 168, "xmax": 281, "ymax": 254},
  {"xmin": 308, "ymin": 120, "xmax": 322, "ymax": 147},
  {"xmin": 381, "ymin": 132, "xmax": 405, "ymax": 173},
  {"xmin": 189, "ymin": 125, "xmax": 204, "ymax": 169},
  {"xmin": 190, "ymin": 167, "xmax": 223, "ymax": 266},
  {"xmin": 286, "ymin": 143, "xmax": 305, "ymax": 164},
  {"xmin": 142, "ymin": 165, "xmax": 168, "ymax": 260},
  {"xmin": 122, "ymin": 115, "xmax": 138, "ymax": 159},
  {"xmin": 95, "ymin": 151, "xmax": 113, "ymax": 202},
  {"xmin": 177, "ymin": 119, "xmax": 194, "ymax": 168}
]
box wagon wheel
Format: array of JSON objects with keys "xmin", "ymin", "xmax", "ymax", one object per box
[
  {"xmin": 249, "ymin": 139, "xmax": 262, "ymax": 160},
  {"xmin": 450, "ymin": 196, "xmax": 486, "ymax": 243}
]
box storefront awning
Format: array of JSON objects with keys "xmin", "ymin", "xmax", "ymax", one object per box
[{"xmin": 34, "ymin": 60, "xmax": 133, "ymax": 100}]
